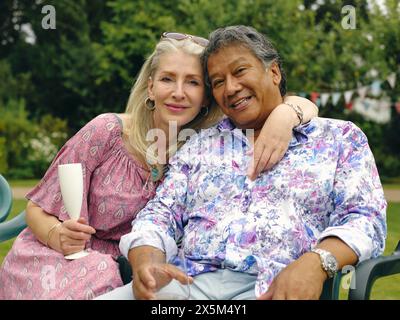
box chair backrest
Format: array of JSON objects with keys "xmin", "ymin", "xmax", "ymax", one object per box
[{"xmin": 0, "ymin": 175, "xmax": 12, "ymax": 223}]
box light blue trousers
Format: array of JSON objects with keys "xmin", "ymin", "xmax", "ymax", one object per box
[{"xmin": 96, "ymin": 269, "xmax": 257, "ymax": 300}]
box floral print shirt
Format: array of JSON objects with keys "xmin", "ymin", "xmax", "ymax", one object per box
[{"xmin": 120, "ymin": 117, "xmax": 387, "ymax": 297}]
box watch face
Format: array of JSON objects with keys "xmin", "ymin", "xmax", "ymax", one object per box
[{"xmin": 326, "ymin": 255, "xmax": 338, "ymax": 271}]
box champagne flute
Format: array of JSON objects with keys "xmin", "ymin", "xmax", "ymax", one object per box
[{"xmin": 58, "ymin": 163, "xmax": 89, "ymax": 260}]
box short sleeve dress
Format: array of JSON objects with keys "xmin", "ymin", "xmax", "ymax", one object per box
[{"xmin": 0, "ymin": 113, "xmax": 158, "ymax": 299}]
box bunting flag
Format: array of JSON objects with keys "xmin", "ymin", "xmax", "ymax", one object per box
[
  {"xmin": 387, "ymin": 73, "xmax": 397, "ymax": 89},
  {"xmin": 331, "ymin": 92, "xmax": 341, "ymax": 106},
  {"xmin": 353, "ymin": 97, "xmax": 391, "ymax": 123},
  {"xmin": 298, "ymin": 92, "xmax": 307, "ymax": 98},
  {"xmin": 395, "ymin": 102, "xmax": 400, "ymax": 115},
  {"xmin": 320, "ymin": 93, "xmax": 330, "ymax": 107},
  {"xmin": 370, "ymin": 80, "xmax": 382, "ymax": 96},
  {"xmin": 310, "ymin": 92, "xmax": 320, "ymax": 104},
  {"xmin": 357, "ymin": 86, "xmax": 369, "ymax": 100},
  {"xmin": 344, "ymin": 90, "xmax": 353, "ymax": 104},
  {"xmin": 294, "ymin": 72, "xmax": 397, "ymax": 119}
]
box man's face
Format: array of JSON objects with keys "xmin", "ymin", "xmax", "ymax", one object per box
[{"xmin": 207, "ymin": 45, "xmax": 282, "ymax": 131}]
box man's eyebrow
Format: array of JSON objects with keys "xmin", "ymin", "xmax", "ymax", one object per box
[
  {"xmin": 208, "ymin": 57, "xmax": 248, "ymax": 80},
  {"xmin": 231, "ymin": 57, "xmax": 248, "ymax": 65}
]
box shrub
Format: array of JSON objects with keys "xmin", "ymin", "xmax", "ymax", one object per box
[
  {"xmin": 0, "ymin": 101, "xmax": 68, "ymax": 179},
  {"xmin": 0, "ymin": 137, "xmax": 7, "ymax": 174}
]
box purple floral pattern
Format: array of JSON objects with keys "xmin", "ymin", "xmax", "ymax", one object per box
[{"xmin": 120, "ymin": 117, "xmax": 387, "ymax": 297}]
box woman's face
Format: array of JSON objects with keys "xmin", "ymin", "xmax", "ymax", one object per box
[{"xmin": 148, "ymin": 50, "xmax": 206, "ymax": 131}]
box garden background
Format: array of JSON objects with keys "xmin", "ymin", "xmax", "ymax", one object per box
[{"xmin": 0, "ymin": 0, "xmax": 399, "ymax": 299}]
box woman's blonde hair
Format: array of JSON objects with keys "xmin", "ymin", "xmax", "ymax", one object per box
[{"xmin": 124, "ymin": 37, "xmax": 223, "ymax": 179}]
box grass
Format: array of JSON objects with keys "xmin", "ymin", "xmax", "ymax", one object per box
[
  {"xmin": 339, "ymin": 202, "xmax": 400, "ymax": 300},
  {"xmin": 383, "ymin": 184, "xmax": 400, "ymax": 190},
  {"xmin": 0, "ymin": 196, "xmax": 399, "ymax": 299},
  {"xmin": 382, "ymin": 176, "xmax": 400, "ymax": 190},
  {"xmin": 382, "ymin": 177, "xmax": 400, "ymax": 184},
  {"xmin": 8, "ymin": 179, "xmax": 39, "ymax": 188}
]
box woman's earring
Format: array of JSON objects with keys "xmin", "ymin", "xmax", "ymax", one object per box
[
  {"xmin": 202, "ymin": 105, "xmax": 209, "ymax": 117},
  {"xmin": 145, "ymin": 97, "xmax": 155, "ymax": 111}
]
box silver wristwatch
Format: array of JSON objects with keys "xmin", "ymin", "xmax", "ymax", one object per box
[{"xmin": 311, "ymin": 248, "xmax": 338, "ymax": 278}]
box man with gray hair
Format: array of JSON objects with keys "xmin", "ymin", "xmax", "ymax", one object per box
[{"xmin": 98, "ymin": 25, "xmax": 386, "ymax": 300}]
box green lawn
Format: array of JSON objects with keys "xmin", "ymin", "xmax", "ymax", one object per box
[
  {"xmin": 382, "ymin": 176, "xmax": 400, "ymax": 190},
  {"xmin": 383, "ymin": 184, "xmax": 400, "ymax": 190},
  {"xmin": 8, "ymin": 179, "xmax": 39, "ymax": 188},
  {"xmin": 339, "ymin": 202, "xmax": 400, "ymax": 299},
  {"xmin": 0, "ymin": 199, "xmax": 399, "ymax": 299}
]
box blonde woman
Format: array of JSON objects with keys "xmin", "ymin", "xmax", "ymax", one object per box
[{"xmin": 0, "ymin": 32, "xmax": 318, "ymax": 299}]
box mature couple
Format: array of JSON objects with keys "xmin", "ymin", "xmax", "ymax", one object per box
[{"xmin": 0, "ymin": 25, "xmax": 386, "ymax": 300}]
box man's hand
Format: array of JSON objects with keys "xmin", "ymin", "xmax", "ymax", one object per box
[
  {"xmin": 258, "ymin": 252, "xmax": 327, "ymax": 300},
  {"xmin": 132, "ymin": 263, "xmax": 193, "ymax": 300}
]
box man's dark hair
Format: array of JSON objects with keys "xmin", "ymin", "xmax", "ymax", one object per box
[{"xmin": 201, "ymin": 25, "xmax": 287, "ymax": 98}]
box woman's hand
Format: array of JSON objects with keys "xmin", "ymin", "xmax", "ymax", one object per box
[
  {"xmin": 247, "ymin": 96, "xmax": 318, "ymax": 180},
  {"xmin": 53, "ymin": 217, "xmax": 96, "ymax": 255},
  {"xmin": 247, "ymin": 104, "xmax": 296, "ymax": 180}
]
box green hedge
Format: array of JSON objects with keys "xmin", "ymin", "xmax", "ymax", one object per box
[{"xmin": 0, "ymin": 101, "xmax": 68, "ymax": 179}]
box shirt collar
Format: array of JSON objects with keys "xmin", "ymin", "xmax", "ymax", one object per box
[{"xmin": 216, "ymin": 117, "xmax": 236, "ymax": 132}]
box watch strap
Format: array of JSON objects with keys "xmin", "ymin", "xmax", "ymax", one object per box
[{"xmin": 311, "ymin": 248, "xmax": 338, "ymax": 278}]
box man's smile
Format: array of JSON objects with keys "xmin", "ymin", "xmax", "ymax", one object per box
[{"xmin": 229, "ymin": 95, "xmax": 253, "ymax": 110}]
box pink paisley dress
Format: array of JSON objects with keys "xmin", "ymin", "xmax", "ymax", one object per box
[{"xmin": 0, "ymin": 113, "xmax": 157, "ymax": 299}]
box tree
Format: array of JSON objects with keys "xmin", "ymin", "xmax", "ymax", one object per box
[{"xmin": 1, "ymin": 0, "xmax": 399, "ymax": 177}]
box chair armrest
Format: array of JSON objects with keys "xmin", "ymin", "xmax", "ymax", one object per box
[
  {"xmin": 116, "ymin": 255, "xmax": 133, "ymax": 285},
  {"xmin": 0, "ymin": 211, "xmax": 27, "ymax": 242},
  {"xmin": 319, "ymin": 272, "xmax": 342, "ymax": 300},
  {"xmin": 348, "ymin": 248, "xmax": 400, "ymax": 300},
  {"xmin": 0, "ymin": 175, "xmax": 12, "ymax": 223}
]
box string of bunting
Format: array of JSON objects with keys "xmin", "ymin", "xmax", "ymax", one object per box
[{"xmin": 296, "ymin": 72, "xmax": 400, "ymax": 115}]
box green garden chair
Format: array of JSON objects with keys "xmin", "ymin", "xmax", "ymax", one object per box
[
  {"xmin": 0, "ymin": 173, "xmax": 399, "ymax": 299},
  {"xmin": 0, "ymin": 175, "xmax": 27, "ymax": 242},
  {"xmin": 0, "ymin": 175, "xmax": 12, "ymax": 223}
]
